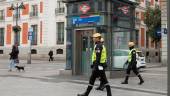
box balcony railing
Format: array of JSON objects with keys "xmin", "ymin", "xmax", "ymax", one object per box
[
  {"xmin": 30, "ymin": 11, "xmax": 38, "ymax": 17},
  {"xmin": 55, "ymin": 8, "xmax": 65, "ymax": 15},
  {"xmin": 145, "ymin": 1, "xmax": 150, "ymax": 7},
  {"xmin": 0, "ymin": 16, "xmax": 5, "ymax": 21},
  {"xmin": 135, "ymin": 17, "xmax": 141, "ymax": 25}
]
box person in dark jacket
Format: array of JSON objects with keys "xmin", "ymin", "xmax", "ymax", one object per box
[
  {"xmin": 121, "ymin": 42, "xmax": 144, "ymax": 85},
  {"xmin": 14, "ymin": 43, "xmax": 19, "ymax": 63},
  {"xmin": 48, "ymin": 50, "xmax": 54, "ymax": 61},
  {"xmin": 9, "ymin": 45, "xmax": 19, "ymax": 71}
]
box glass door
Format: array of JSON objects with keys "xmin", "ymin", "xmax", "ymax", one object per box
[
  {"xmin": 112, "ymin": 31, "xmax": 130, "ymax": 69},
  {"xmin": 81, "ymin": 30, "xmax": 94, "ymax": 76}
]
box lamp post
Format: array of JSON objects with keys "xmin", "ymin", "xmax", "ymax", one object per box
[{"xmin": 9, "ymin": 2, "xmax": 25, "ymax": 45}]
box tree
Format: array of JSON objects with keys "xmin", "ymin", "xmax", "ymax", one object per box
[{"xmin": 144, "ymin": 6, "xmax": 161, "ymax": 43}]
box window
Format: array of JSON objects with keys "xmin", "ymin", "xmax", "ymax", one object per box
[
  {"xmin": 56, "ymin": 0, "xmax": 65, "ymax": 14},
  {"xmin": 113, "ymin": 50, "xmax": 129, "ymax": 56},
  {"xmin": 31, "ymin": 25, "xmax": 38, "ymax": 45},
  {"xmin": 135, "ymin": 30, "xmax": 139, "ymax": 47},
  {"xmin": 98, "ymin": 1, "xmax": 103, "ymax": 11},
  {"xmin": 14, "ymin": 29, "xmax": 20, "ymax": 45},
  {"xmin": 56, "ymin": 49, "xmax": 63, "ymax": 54},
  {"xmin": 135, "ymin": 12, "xmax": 140, "ymax": 24},
  {"xmin": 72, "ymin": 4, "xmax": 78, "ymax": 14},
  {"xmin": 31, "ymin": 49, "xmax": 37, "ymax": 54},
  {"xmin": 145, "ymin": 0, "xmax": 150, "ymax": 7},
  {"xmin": 113, "ymin": 32, "xmax": 130, "ymax": 49},
  {"xmin": 88, "ymin": 1, "xmax": 95, "ymax": 12},
  {"xmin": 56, "ymin": 22, "xmax": 64, "ymax": 44},
  {"xmin": 0, "ymin": 28, "xmax": 4, "ymax": 46},
  {"xmin": 146, "ymin": 32, "xmax": 149, "ymax": 48},
  {"xmin": 140, "ymin": 0, "xmax": 144, "ymax": 2},
  {"xmin": 141, "ymin": 12, "xmax": 144, "ymax": 21},
  {"xmin": 30, "ymin": 5, "xmax": 38, "ymax": 17},
  {"xmin": 0, "ymin": 10, "xmax": 5, "ymax": 20}
]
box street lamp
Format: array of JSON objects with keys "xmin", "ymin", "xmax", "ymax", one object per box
[{"xmin": 9, "ymin": 2, "xmax": 25, "ymax": 45}]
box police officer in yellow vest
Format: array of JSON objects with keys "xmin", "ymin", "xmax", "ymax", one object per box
[
  {"xmin": 78, "ymin": 33, "xmax": 112, "ymax": 96},
  {"xmin": 95, "ymin": 37, "xmax": 106, "ymax": 91},
  {"xmin": 121, "ymin": 42, "xmax": 144, "ymax": 85}
]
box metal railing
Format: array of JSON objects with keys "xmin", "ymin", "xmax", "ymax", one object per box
[
  {"xmin": 55, "ymin": 8, "xmax": 65, "ymax": 15},
  {"xmin": 135, "ymin": 17, "xmax": 141, "ymax": 24},
  {"xmin": 0, "ymin": 16, "xmax": 5, "ymax": 21},
  {"xmin": 30, "ymin": 11, "xmax": 38, "ymax": 17}
]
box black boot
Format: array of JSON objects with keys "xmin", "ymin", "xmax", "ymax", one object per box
[
  {"xmin": 77, "ymin": 86, "xmax": 92, "ymax": 96},
  {"xmin": 105, "ymin": 85, "xmax": 112, "ymax": 96},
  {"xmin": 96, "ymin": 81, "xmax": 105, "ymax": 91},
  {"xmin": 99, "ymin": 84, "xmax": 105, "ymax": 91},
  {"xmin": 95, "ymin": 85, "xmax": 101, "ymax": 90},
  {"xmin": 121, "ymin": 76, "xmax": 129, "ymax": 84},
  {"xmin": 138, "ymin": 75, "xmax": 144, "ymax": 85}
]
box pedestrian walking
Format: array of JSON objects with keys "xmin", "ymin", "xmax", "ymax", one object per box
[
  {"xmin": 9, "ymin": 45, "xmax": 19, "ymax": 71},
  {"xmin": 95, "ymin": 37, "xmax": 106, "ymax": 91},
  {"xmin": 48, "ymin": 50, "xmax": 54, "ymax": 61},
  {"xmin": 77, "ymin": 33, "xmax": 112, "ymax": 96},
  {"xmin": 121, "ymin": 42, "xmax": 144, "ymax": 85},
  {"xmin": 14, "ymin": 43, "xmax": 19, "ymax": 63}
]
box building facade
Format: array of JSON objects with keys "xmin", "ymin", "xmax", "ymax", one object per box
[
  {"xmin": 135, "ymin": 0, "xmax": 161, "ymax": 63},
  {"xmin": 0, "ymin": 0, "xmax": 66, "ymax": 60},
  {"xmin": 161, "ymin": 0, "xmax": 167, "ymax": 65}
]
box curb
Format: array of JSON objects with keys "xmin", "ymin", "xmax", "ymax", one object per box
[{"xmin": 70, "ymin": 80, "xmax": 167, "ymax": 95}]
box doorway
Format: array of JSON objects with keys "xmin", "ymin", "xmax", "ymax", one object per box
[{"xmin": 74, "ymin": 29, "xmax": 95, "ymax": 75}]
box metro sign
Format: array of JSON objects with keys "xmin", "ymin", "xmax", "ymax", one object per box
[
  {"xmin": 118, "ymin": 6, "xmax": 129, "ymax": 15},
  {"xmin": 80, "ymin": 3, "xmax": 90, "ymax": 14}
]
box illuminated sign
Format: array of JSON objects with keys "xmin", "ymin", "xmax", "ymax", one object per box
[
  {"xmin": 79, "ymin": 3, "xmax": 90, "ymax": 14},
  {"xmin": 72, "ymin": 15, "xmax": 100, "ymax": 25},
  {"xmin": 118, "ymin": 6, "xmax": 129, "ymax": 15}
]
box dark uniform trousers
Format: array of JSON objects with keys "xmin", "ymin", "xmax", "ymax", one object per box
[
  {"xmin": 126, "ymin": 62, "xmax": 139, "ymax": 75},
  {"xmin": 78, "ymin": 42, "xmax": 112, "ymax": 96},
  {"xmin": 80, "ymin": 67, "xmax": 112, "ymax": 96},
  {"xmin": 123, "ymin": 61, "xmax": 144, "ymax": 85},
  {"xmin": 89, "ymin": 69, "xmax": 108, "ymax": 86}
]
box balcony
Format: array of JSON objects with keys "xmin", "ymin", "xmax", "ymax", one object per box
[
  {"xmin": 135, "ymin": 17, "xmax": 141, "ymax": 29},
  {"xmin": 30, "ymin": 12, "xmax": 38, "ymax": 18},
  {"xmin": 135, "ymin": 17, "xmax": 141, "ymax": 24},
  {"xmin": 0, "ymin": 0, "xmax": 5, "ymax": 2},
  {"xmin": 0, "ymin": 16, "xmax": 5, "ymax": 21},
  {"xmin": 55, "ymin": 8, "xmax": 65, "ymax": 15},
  {"xmin": 145, "ymin": 1, "xmax": 150, "ymax": 7}
]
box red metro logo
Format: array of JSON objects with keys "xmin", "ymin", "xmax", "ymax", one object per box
[{"xmin": 80, "ymin": 3, "xmax": 90, "ymax": 14}]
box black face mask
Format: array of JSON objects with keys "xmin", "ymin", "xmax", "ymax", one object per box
[{"xmin": 129, "ymin": 46, "xmax": 134, "ymax": 50}]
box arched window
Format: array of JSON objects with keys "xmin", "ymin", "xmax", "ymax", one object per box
[
  {"xmin": 56, "ymin": 49, "xmax": 63, "ymax": 54},
  {"xmin": 0, "ymin": 50, "xmax": 3, "ymax": 54},
  {"xmin": 31, "ymin": 49, "xmax": 37, "ymax": 54}
]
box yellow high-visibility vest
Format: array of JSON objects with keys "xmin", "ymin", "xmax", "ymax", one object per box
[
  {"xmin": 128, "ymin": 48, "xmax": 136, "ymax": 63},
  {"xmin": 92, "ymin": 45, "xmax": 107, "ymax": 64}
]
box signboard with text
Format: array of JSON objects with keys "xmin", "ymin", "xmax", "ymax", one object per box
[{"xmin": 72, "ymin": 15, "xmax": 100, "ymax": 25}]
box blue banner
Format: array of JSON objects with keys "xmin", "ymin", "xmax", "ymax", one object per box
[{"xmin": 72, "ymin": 15, "xmax": 100, "ymax": 25}]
